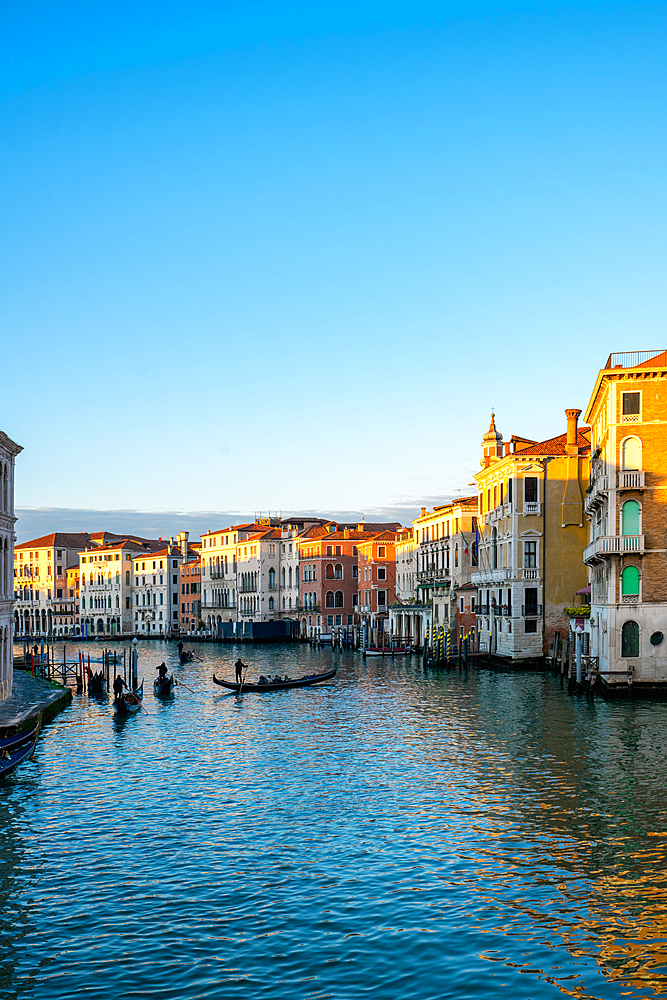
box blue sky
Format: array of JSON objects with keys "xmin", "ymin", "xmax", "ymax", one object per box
[{"xmin": 2, "ymin": 1, "xmax": 666, "ymax": 524}]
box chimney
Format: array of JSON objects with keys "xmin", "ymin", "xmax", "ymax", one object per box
[
  {"xmin": 565, "ymin": 408, "xmax": 581, "ymax": 455},
  {"xmin": 421, "ymin": 507, "xmax": 426, "ymax": 517}
]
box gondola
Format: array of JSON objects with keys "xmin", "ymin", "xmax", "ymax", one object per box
[
  {"xmin": 365, "ymin": 647, "xmax": 411, "ymax": 656},
  {"xmin": 212, "ymin": 667, "xmax": 336, "ymax": 693},
  {"xmin": 153, "ymin": 674, "xmax": 175, "ymax": 698},
  {"xmin": 114, "ymin": 681, "xmax": 144, "ymax": 714},
  {"xmin": 89, "ymin": 670, "xmax": 107, "ymax": 696},
  {"xmin": 179, "ymin": 651, "xmax": 194, "ymax": 664},
  {"xmin": 0, "ymin": 722, "xmax": 39, "ymax": 778}
]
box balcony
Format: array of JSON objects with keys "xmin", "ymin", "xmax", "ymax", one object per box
[
  {"xmin": 471, "ymin": 568, "xmax": 513, "ymax": 585},
  {"xmin": 522, "ymin": 568, "xmax": 540, "ymax": 580},
  {"xmin": 584, "ymin": 476, "xmax": 609, "ymax": 515},
  {"xmin": 583, "ymin": 534, "xmax": 645, "ymax": 563},
  {"xmin": 618, "ymin": 471, "xmax": 645, "ymax": 489},
  {"xmin": 523, "ymin": 502, "xmax": 541, "ymax": 516},
  {"xmin": 522, "ymin": 605, "xmax": 542, "ymax": 616}
]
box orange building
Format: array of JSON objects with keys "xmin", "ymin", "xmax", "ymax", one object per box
[
  {"xmin": 180, "ymin": 558, "xmax": 201, "ymax": 632},
  {"xmin": 356, "ymin": 530, "xmax": 401, "ymax": 627}
]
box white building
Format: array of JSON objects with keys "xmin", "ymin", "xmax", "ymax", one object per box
[
  {"xmin": 80, "ymin": 536, "xmax": 162, "ymax": 636},
  {"xmin": 0, "ymin": 432, "xmax": 22, "ymax": 699},
  {"xmin": 132, "ymin": 534, "xmax": 192, "ymax": 635}
]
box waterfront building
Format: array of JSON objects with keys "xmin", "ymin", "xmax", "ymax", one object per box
[
  {"xmin": 0, "ymin": 431, "xmax": 22, "ymax": 699},
  {"xmin": 356, "ymin": 530, "xmax": 402, "ymax": 630},
  {"xmin": 473, "ymin": 410, "xmax": 590, "ymax": 661},
  {"xmin": 298, "ymin": 524, "xmax": 364, "ymax": 635},
  {"xmin": 388, "ymin": 528, "xmax": 429, "ymax": 648},
  {"xmin": 65, "ymin": 565, "xmax": 80, "ymax": 634},
  {"xmin": 15, "ymin": 532, "xmax": 90, "ymax": 637},
  {"xmin": 80, "ymin": 536, "xmax": 162, "ymax": 636},
  {"xmin": 412, "ymin": 498, "xmax": 479, "ymax": 633},
  {"xmin": 180, "ymin": 557, "xmax": 201, "ymax": 632},
  {"xmin": 132, "ymin": 533, "xmax": 193, "ymax": 635},
  {"xmin": 583, "ymin": 350, "xmax": 667, "ymax": 693},
  {"xmin": 200, "ymin": 521, "xmax": 272, "ymax": 630}
]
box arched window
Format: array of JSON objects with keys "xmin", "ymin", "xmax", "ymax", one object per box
[
  {"xmin": 126, "ymin": 570, "xmax": 130, "ymax": 585},
  {"xmin": 288, "ymin": 567, "xmax": 293, "ymax": 587},
  {"xmin": 281, "ymin": 567, "xmax": 286, "ymax": 588},
  {"xmin": 622, "ymin": 437, "xmax": 641, "ymax": 471},
  {"xmin": 268, "ymin": 597, "xmax": 274, "ymax": 610},
  {"xmin": 622, "ymin": 500, "xmax": 640, "ymax": 535},
  {"xmin": 116, "ymin": 571, "xmax": 120, "ymax": 584},
  {"xmin": 325, "ymin": 591, "xmax": 334, "ymax": 608},
  {"xmin": 325, "ymin": 564, "xmax": 335, "ymax": 579},
  {"xmin": 622, "ymin": 620, "xmax": 639, "ymax": 657},
  {"xmin": 335, "ymin": 564, "xmax": 343, "ymax": 579},
  {"xmin": 622, "ymin": 565, "xmax": 639, "ymax": 596},
  {"xmin": 492, "ymin": 529, "xmax": 498, "ymax": 570},
  {"xmin": 268, "ymin": 568, "xmax": 275, "ymax": 590},
  {"xmin": 455, "ymin": 544, "xmax": 459, "ymax": 568},
  {"xmin": 335, "ymin": 591, "xmax": 344, "ymax": 607}
]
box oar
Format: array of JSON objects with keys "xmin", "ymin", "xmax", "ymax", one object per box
[
  {"xmin": 175, "ymin": 680, "xmax": 195, "ymax": 694},
  {"xmin": 238, "ymin": 667, "xmax": 248, "ymax": 696}
]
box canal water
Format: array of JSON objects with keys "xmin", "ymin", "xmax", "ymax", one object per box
[{"xmin": 3, "ymin": 642, "xmax": 667, "ymax": 1000}]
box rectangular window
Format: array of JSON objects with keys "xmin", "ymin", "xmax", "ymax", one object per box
[
  {"xmin": 125, "ymin": 597, "xmax": 130, "ymax": 609},
  {"xmin": 524, "ymin": 478, "xmax": 537, "ymax": 503},
  {"xmin": 508, "ymin": 479, "xmax": 512, "ymax": 503},
  {"xmin": 524, "ymin": 587, "xmax": 538, "ymax": 614},
  {"xmin": 173, "ymin": 593, "xmax": 177, "ymax": 603},
  {"xmin": 524, "ymin": 542, "xmax": 537, "ymax": 568},
  {"xmin": 182, "ymin": 603, "xmax": 186, "ymax": 613},
  {"xmin": 57, "ymin": 588, "xmax": 62, "ymax": 598},
  {"xmin": 525, "ymin": 619, "xmax": 538, "ymax": 633},
  {"xmin": 377, "ymin": 567, "xmax": 386, "ymax": 580},
  {"xmin": 622, "ymin": 391, "xmax": 640, "ymax": 415},
  {"xmin": 335, "ymin": 615, "xmax": 342, "ymax": 625},
  {"xmin": 326, "ymin": 546, "xmax": 332, "ymax": 555},
  {"xmin": 173, "ymin": 575, "xmax": 177, "ymax": 584},
  {"xmin": 377, "ymin": 590, "xmax": 386, "ymax": 606},
  {"xmin": 460, "ymin": 598, "xmax": 464, "ymax": 612},
  {"xmin": 327, "ymin": 615, "xmax": 333, "ymax": 625},
  {"xmin": 378, "ymin": 546, "xmax": 386, "ymax": 557},
  {"xmin": 352, "ymin": 566, "xmax": 358, "ymax": 578},
  {"xmin": 335, "ymin": 546, "xmax": 341, "ymax": 555}
]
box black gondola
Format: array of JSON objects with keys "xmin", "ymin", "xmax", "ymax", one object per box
[
  {"xmin": 89, "ymin": 670, "xmax": 107, "ymax": 697},
  {"xmin": 212, "ymin": 667, "xmax": 337, "ymax": 692},
  {"xmin": 114, "ymin": 681, "xmax": 144, "ymax": 715},
  {"xmin": 153, "ymin": 675, "xmax": 175, "ymax": 698},
  {"xmin": 0, "ymin": 722, "xmax": 39, "ymax": 778},
  {"xmin": 179, "ymin": 651, "xmax": 194, "ymax": 664}
]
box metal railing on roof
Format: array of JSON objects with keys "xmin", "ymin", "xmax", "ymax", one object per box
[{"xmin": 605, "ymin": 350, "xmax": 666, "ymax": 370}]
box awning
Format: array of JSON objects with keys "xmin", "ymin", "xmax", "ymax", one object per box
[
  {"xmin": 576, "ymin": 585, "xmax": 591, "ymax": 595},
  {"xmin": 416, "ymin": 583, "xmax": 431, "ymax": 590}
]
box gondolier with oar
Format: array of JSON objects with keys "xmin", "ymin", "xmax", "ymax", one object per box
[
  {"xmin": 235, "ymin": 659, "xmax": 245, "ymax": 684},
  {"xmin": 113, "ymin": 673, "xmax": 127, "ymax": 702}
]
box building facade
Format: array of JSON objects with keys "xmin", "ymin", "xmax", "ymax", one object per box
[
  {"xmin": 15, "ymin": 532, "xmax": 90, "ymax": 637},
  {"xmin": 80, "ymin": 537, "xmax": 162, "ymax": 636},
  {"xmin": 0, "ymin": 432, "xmax": 22, "ymax": 699},
  {"xmin": 180, "ymin": 557, "xmax": 201, "ymax": 632},
  {"xmin": 584, "ymin": 350, "xmax": 667, "ymax": 692},
  {"xmin": 473, "ymin": 411, "xmax": 590, "ymax": 661}
]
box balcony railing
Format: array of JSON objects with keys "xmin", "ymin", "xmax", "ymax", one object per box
[
  {"xmin": 522, "ymin": 605, "xmax": 542, "ymax": 616},
  {"xmin": 618, "ymin": 471, "xmax": 645, "ymax": 489},
  {"xmin": 524, "ymin": 502, "xmax": 541, "ymax": 515},
  {"xmin": 584, "ymin": 534, "xmax": 645, "ymax": 562},
  {"xmin": 522, "ymin": 568, "xmax": 540, "ymax": 580},
  {"xmin": 605, "ymin": 350, "xmax": 666, "ymax": 369},
  {"xmin": 471, "ymin": 568, "xmax": 513, "ymax": 584},
  {"xmin": 584, "ymin": 476, "xmax": 609, "ymax": 515}
]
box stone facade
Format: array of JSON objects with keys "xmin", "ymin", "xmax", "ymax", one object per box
[
  {"xmin": 473, "ymin": 411, "xmax": 590, "ymax": 661},
  {"xmin": 0, "ymin": 432, "xmax": 22, "ymax": 700},
  {"xmin": 584, "ymin": 350, "xmax": 667, "ymax": 692}
]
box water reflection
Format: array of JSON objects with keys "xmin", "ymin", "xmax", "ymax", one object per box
[{"xmin": 4, "ymin": 641, "xmax": 667, "ymax": 998}]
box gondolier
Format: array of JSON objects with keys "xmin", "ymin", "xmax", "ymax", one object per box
[
  {"xmin": 113, "ymin": 674, "xmax": 127, "ymax": 702},
  {"xmin": 235, "ymin": 659, "xmax": 245, "ymax": 684}
]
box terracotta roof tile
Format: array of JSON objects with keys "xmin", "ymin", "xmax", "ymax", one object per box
[{"xmin": 513, "ymin": 428, "xmax": 590, "ymax": 456}]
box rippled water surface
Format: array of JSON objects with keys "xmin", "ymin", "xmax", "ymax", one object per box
[{"xmin": 3, "ymin": 642, "xmax": 667, "ymax": 999}]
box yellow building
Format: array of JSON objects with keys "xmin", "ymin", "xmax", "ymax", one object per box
[
  {"xmin": 473, "ymin": 410, "xmax": 590, "ymax": 661},
  {"xmin": 584, "ymin": 350, "xmax": 667, "ymax": 693}
]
